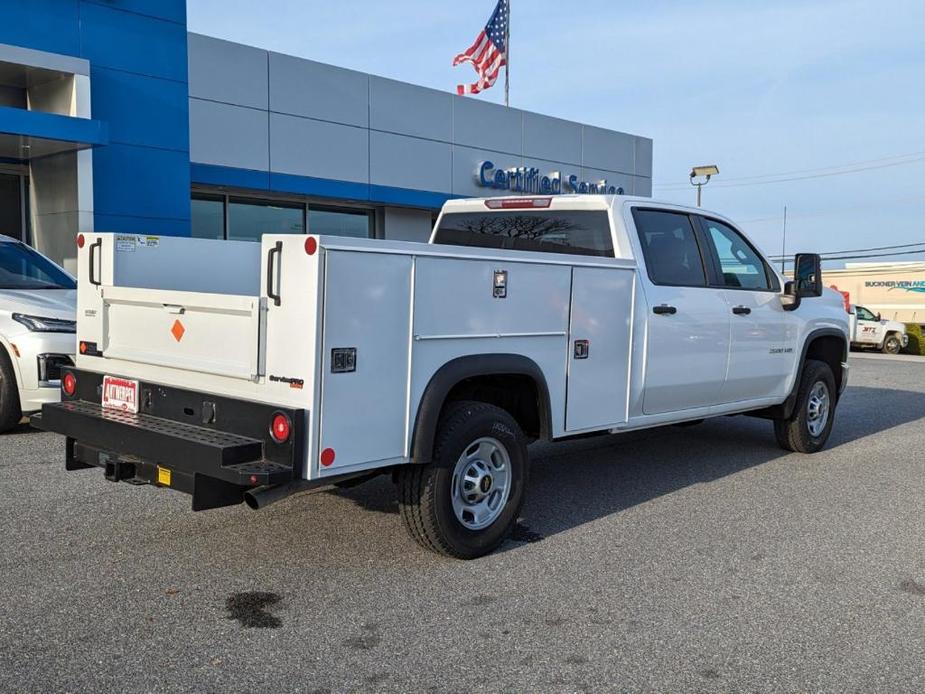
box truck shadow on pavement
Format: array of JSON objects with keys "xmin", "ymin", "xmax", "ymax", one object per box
[{"xmin": 335, "ymin": 385, "xmax": 925, "ymax": 545}]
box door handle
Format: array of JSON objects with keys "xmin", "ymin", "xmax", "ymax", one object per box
[
  {"xmin": 88, "ymin": 239, "xmax": 102, "ymax": 287},
  {"xmin": 653, "ymin": 304, "xmax": 677, "ymax": 315},
  {"xmin": 732, "ymin": 306, "xmax": 752, "ymax": 315},
  {"xmin": 266, "ymin": 241, "xmax": 282, "ymax": 307}
]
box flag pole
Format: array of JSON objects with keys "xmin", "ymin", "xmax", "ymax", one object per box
[{"xmin": 504, "ymin": 0, "xmax": 510, "ymax": 107}]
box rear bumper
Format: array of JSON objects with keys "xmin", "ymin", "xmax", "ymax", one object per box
[{"xmin": 32, "ymin": 368, "xmax": 306, "ymax": 510}]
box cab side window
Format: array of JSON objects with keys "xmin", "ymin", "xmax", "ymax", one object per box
[
  {"xmin": 632, "ymin": 210, "xmax": 706, "ymax": 286},
  {"xmin": 856, "ymin": 306, "xmax": 877, "ymax": 321},
  {"xmin": 701, "ymin": 219, "xmax": 778, "ymax": 291}
]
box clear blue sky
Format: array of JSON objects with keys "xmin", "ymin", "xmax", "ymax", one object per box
[{"xmin": 187, "ymin": 0, "xmax": 925, "ymax": 263}]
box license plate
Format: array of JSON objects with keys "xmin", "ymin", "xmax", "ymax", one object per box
[{"xmin": 101, "ymin": 375, "xmax": 139, "ymax": 413}]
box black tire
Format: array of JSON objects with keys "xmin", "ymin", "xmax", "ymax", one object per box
[
  {"xmin": 882, "ymin": 334, "xmax": 902, "ymax": 355},
  {"xmin": 0, "ymin": 347, "xmax": 21, "ymax": 433},
  {"xmin": 773, "ymin": 359, "xmax": 836, "ymax": 453},
  {"xmin": 398, "ymin": 401, "xmax": 528, "ymax": 559}
]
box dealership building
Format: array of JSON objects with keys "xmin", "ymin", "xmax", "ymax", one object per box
[{"xmin": 0, "ymin": 1, "xmax": 652, "ymax": 272}]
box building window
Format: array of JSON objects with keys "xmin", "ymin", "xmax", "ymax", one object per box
[
  {"xmin": 191, "ymin": 195, "xmax": 224, "ymax": 240},
  {"xmin": 190, "ymin": 191, "xmax": 378, "ymax": 241},
  {"xmin": 228, "ymin": 198, "xmax": 305, "ymax": 242},
  {"xmin": 308, "ymin": 207, "xmax": 372, "ymax": 238}
]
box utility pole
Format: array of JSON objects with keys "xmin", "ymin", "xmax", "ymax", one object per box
[{"xmin": 780, "ymin": 205, "xmax": 788, "ymax": 273}]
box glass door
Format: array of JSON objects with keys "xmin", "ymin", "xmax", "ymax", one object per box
[{"xmin": 0, "ymin": 174, "xmax": 26, "ymax": 243}]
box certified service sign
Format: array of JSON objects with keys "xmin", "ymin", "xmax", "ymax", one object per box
[{"xmin": 476, "ymin": 161, "xmax": 624, "ymax": 196}]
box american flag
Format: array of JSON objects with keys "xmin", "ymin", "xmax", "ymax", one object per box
[{"xmin": 453, "ymin": 0, "xmax": 509, "ymax": 96}]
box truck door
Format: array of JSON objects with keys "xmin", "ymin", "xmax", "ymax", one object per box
[
  {"xmin": 853, "ymin": 305, "xmax": 882, "ymax": 344},
  {"xmin": 697, "ymin": 217, "xmax": 796, "ymax": 402},
  {"xmin": 630, "ymin": 208, "xmax": 731, "ymax": 415}
]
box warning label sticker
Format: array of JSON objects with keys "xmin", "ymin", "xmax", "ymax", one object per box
[{"xmin": 115, "ymin": 235, "xmax": 136, "ymax": 252}]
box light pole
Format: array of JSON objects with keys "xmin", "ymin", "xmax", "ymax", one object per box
[{"xmin": 689, "ymin": 165, "xmax": 719, "ymax": 207}]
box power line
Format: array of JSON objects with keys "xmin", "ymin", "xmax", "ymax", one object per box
[
  {"xmin": 767, "ymin": 241, "xmax": 925, "ymax": 260},
  {"xmin": 818, "ymin": 249, "xmax": 925, "ymax": 262},
  {"xmin": 654, "ymin": 150, "xmax": 925, "ymax": 190},
  {"xmin": 821, "ymin": 264, "xmax": 925, "ymax": 277}
]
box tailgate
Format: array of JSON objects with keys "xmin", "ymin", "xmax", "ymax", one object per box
[{"xmin": 100, "ymin": 285, "xmax": 265, "ymax": 381}]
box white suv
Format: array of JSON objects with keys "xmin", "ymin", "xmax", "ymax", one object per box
[{"xmin": 0, "ymin": 236, "xmax": 76, "ymax": 431}]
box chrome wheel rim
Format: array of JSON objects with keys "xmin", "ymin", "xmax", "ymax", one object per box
[
  {"xmin": 806, "ymin": 381, "xmax": 830, "ymax": 437},
  {"xmin": 450, "ymin": 437, "xmax": 511, "ymax": 530},
  {"xmin": 886, "ymin": 337, "xmax": 899, "ymax": 352}
]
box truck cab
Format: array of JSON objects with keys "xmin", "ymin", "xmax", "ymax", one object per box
[
  {"xmin": 34, "ymin": 195, "xmax": 850, "ymax": 559},
  {"xmin": 848, "ymin": 304, "xmax": 908, "ymax": 354}
]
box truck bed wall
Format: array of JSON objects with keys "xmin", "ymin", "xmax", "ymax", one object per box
[
  {"xmin": 74, "ymin": 233, "xmax": 637, "ymax": 482},
  {"xmin": 313, "ymin": 237, "xmax": 637, "ymax": 479}
]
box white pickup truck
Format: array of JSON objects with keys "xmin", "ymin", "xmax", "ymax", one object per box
[
  {"xmin": 35, "ymin": 195, "xmax": 850, "ymax": 558},
  {"xmin": 848, "ymin": 304, "xmax": 908, "ymax": 354}
]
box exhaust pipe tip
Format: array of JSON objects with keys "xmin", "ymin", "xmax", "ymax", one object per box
[{"xmin": 243, "ymin": 485, "xmax": 274, "ymax": 510}]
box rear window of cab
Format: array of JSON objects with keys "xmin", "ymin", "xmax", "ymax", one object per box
[{"xmin": 433, "ymin": 210, "xmax": 614, "ymax": 257}]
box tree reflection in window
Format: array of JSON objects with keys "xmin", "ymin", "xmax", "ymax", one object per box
[{"xmin": 434, "ymin": 211, "xmax": 613, "ymax": 257}]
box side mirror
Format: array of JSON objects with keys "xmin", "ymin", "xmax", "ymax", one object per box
[
  {"xmin": 782, "ymin": 253, "xmax": 822, "ymax": 311},
  {"xmin": 794, "ymin": 253, "xmax": 823, "ymax": 298},
  {"xmin": 876, "ymin": 313, "xmax": 882, "ymax": 321}
]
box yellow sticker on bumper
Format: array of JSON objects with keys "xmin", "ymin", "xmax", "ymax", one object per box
[{"xmin": 157, "ymin": 466, "xmax": 172, "ymax": 486}]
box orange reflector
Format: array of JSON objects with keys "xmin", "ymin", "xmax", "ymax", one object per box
[{"xmin": 170, "ymin": 319, "xmax": 185, "ymax": 342}]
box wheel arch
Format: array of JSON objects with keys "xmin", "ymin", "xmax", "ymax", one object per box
[
  {"xmin": 410, "ymin": 354, "xmax": 553, "ymax": 465},
  {"xmin": 787, "ymin": 328, "xmax": 848, "ymax": 416}
]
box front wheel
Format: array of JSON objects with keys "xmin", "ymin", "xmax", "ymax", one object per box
[
  {"xmin": 398, "ymin": 401, "xmax": 528, "ymax": 559},
  {"xmin": 773, "ymin": 359, "xmax": 837, "ymax": 453},
  {"xmin": 882, "ymin": 334, "xmax": 902, "ymax": 355},
  {"xmin": 0, "ymin": 347, "xmax": 22, "ymax": 433}
]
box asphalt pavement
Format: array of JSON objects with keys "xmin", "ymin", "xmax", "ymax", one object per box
[{"xmin": 1, "ymin": 357, "xmax": 924, "ymax": 693}]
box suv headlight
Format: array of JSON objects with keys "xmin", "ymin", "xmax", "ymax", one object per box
[{"xmin": 12, "ymin": 313, "xmax": 77, "ymax": 333}]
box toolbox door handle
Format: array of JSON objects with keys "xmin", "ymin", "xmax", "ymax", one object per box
[
  {"xmin": 88, "ymin": 239, "xmax": 102, "ymax": 287},
  {"xmin": 266, "ymin": 241, "xmax": 282, "ymax": 307}
]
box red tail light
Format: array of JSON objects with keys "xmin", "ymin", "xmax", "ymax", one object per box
[
  {"xmin": 305, "ymin": 237, "xmax": 318, "ymax": 255},
  {"xmin": 62, "ymin": 372, "xmax": 77, "ymax": 397},
  {"xmin": 77, "ymin": 234, "xmax": 85, "ymax": 249},
  {"xmin": 270, "ymin": 413, "xmax": 291, "ymax": 443},
  {"xmin": 485, "ymin": 197, "xmax": 552, "ymax": 210}
]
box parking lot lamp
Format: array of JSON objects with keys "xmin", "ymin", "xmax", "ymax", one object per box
[{"xmin": 690, "ymin": 165, "xmax": 720, "ymax": 207}]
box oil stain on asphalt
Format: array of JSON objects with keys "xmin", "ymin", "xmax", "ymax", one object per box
[{"xmin": 225, "ymin": 592, "xmax": 282, "ymax": 628}]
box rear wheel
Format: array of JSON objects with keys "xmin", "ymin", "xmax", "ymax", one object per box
[
  {"xmin": 882, "ymin": 334, "xmax": 902, "ymax": 355},
  {"xmin": 398, "ymin": 401, "xmax": 528, "ymax": 559},
  {"xmin": 773, "ymin": 359, "xmax": 836, "ymax": 453}
]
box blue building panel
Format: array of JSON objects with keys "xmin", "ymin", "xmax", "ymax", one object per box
[
  {"xmin": 0, "ymin": 106, "xmax": 108, "ymax": 146},
  {"xmin": 270, "ymin": 172, "xmax": 369, "ymax": 202},
  {"xmin": 0, "ymin": 1, "xmax": 81, "ymax": 57},
  {"xmin": 94, "ymin": 214, "xmax": 192, "ymax": 236},
  {"xmin": 91, "ymin": 67, "xmax": 189, "ymax": 152},
  {"xmin": 78, "ymin": 2, "xmax": 189, "ymax": 83},
  {"xmin": 93, "ymin": 144, "xmax": 191, "ymax": 221},
  {"xmin": 190, "ymin": 163, "xmax": 270, "ymax": 191},
  {"xmin": 81, "ymin": 0, "xmax": 186, "ymax": 25}
]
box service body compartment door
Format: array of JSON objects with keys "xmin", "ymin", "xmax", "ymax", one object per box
[
  {"xmin": 566, "ymin": 267, "xmax": 635, "ymax": 431},
  {"xmin": 100, "ymin": 286, "xmax": 264, "ymax": 381},
  {"xmin": 318, "ymin": 250, "xmax": 412, "ymax": 472}
]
